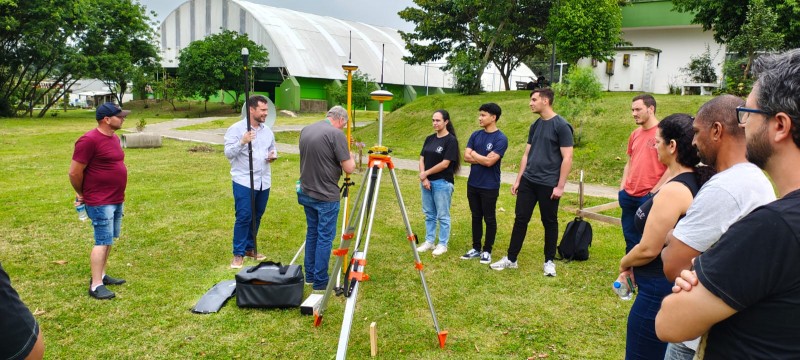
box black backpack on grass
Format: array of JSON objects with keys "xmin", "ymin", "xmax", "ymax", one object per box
[
  {"xmin": 557, "ymin": 170, "xmax": 592, "ymax": 261},
  {"xmin": 557, "ymin": 217, "xmax": 592, "ymax": 261}
]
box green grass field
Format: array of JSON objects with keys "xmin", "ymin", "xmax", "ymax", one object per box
[{"xmin": 1, "ymin": 114, "xmax": 636, "ymax": 359}]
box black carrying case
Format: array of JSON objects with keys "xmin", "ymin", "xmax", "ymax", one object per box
[{"xmin": 235, "ymin": 261, "xmax": 303, "ymax": 308}]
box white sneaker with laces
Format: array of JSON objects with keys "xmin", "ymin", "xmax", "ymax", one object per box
[
  {"xmin": 432, "ymin": 245, "xmax": 448, "ymax": 256},
  {"xmin": 479, "ymin": 251, "xmax": 492, "ymax": 264},
  {"xmin": 544, "ymin": 260, "xmax": 556, "ymax": 277},
  {"xmin": 417, "ymin": 242, "xmax": 435, "ymax": 252},
  {"xmin": 490, "ymin": 256, "xmax": 518, "ymax": 270}
]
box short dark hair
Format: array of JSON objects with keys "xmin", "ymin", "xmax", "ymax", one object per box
[
  {"xmin": 478, "ymin": 103, "xmax": 502, "ymax": 121},
  {"xmin": 530, "ymin": 88, "xmax": 555, "ymax": 105},
  {"xmin": 632, "ymin": 94, "xmax": 657, "ymax": 113},
  {"xmin": 696, "ymin": 95, "xmax": 745, "ymax": 137},
  {"xmin": 247, "ymin": 95, "xmax": 268, "ymax": 109}
]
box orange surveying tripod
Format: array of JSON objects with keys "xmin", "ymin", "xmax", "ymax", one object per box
[{"xmin": 312, "ymin": 90, "xmax": 447, "ymax": 359}]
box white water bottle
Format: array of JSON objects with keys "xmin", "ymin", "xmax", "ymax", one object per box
[
  {"xmin": 612, "ymin": 280, "xmax": 633, "ymax": 300},
  {"xmin": 75, "ymin": 197, "xmax": 88, "ymax": 222}
]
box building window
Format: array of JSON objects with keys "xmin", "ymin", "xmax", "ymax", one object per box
[
  {"xmin": 605, "ymin": 59, "xmax": 615, "ymax": 76},
  {"xmin": 623, "ymin": 54, "xmax": 631, "ymax": 67},
  {"xmin": 591, "ymin": 59, "xmax": 598, "ymax": 67}
]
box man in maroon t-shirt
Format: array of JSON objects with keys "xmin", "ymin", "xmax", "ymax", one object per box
[{"xmin": 69, "ymin": 102, "xmax": 130, "ymax": 300}]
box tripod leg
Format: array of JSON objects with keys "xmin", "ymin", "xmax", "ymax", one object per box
[
  {"xmin": 314, "ymin": 164, "xmax": 374, "ymax": 327},
  {"xmin": 388, "ymin": 165, "xmax": 448, "ymax": 349},
  {"xmin": 336, "ymin": 164, "xmax": 384, "ymax": 360}
]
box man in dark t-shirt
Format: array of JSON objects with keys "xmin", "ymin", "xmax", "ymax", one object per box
[
  {"xmin": 298, "ymin": 106, "xmax": 355, "ymax": 291},
  {"xmin": 490, "ymin": 89, "xmax": 573, "ymax": 276},
  {"xmin": 655, "ymin": 49, "xmax": 800, "ymax": 358},
  {"xmin": 0, "ymin": 262, "xmax": 44, "ymax": 359},
  {"xmin": 461, "ymin": 103, "xmax": 508, "ymax": 264},
  {"xmin": 69, "ymin": 102, "xmax": 129, "ymax": 300}
]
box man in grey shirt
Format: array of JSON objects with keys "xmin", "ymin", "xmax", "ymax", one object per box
[
  {"xmin": 660, "ymin": 95, "xmax": 775, "ymax": 359},
  {"xmin": 298, "ymin": 106, "xmax": 355, "ymax": 291}
]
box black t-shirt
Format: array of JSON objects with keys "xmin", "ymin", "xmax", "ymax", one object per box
[
  {"xmin": 420, "ymin": 133, "xmax": 459, "ymax": 184},
  {"xmin": 523, "ymin": 115, "xmax": 574, "ymax": 187},
  {"xmin": 633, "ymin": 172, "xmax": 700, "ymax": 277},
  {"xmin": 694, "ymin": 189, "xmax": 800, "ymax": 359},
  {"xmin": 0, "ymin": 262, "xmax": 38, "ymax": 360}
]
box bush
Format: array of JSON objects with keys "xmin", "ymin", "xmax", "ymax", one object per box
[
  {"xmin": 554, "ymin": 65, "xmax": 603, "ymax": 101},
  {"xmin": 682, "ymin": 45, "xmax": 718, "ymax": 83},
  {"xmin": 722, "ymin": 57, "xmax": 754, "ymax": 97},
  {"xmin": 445, "ymin": 48, "xmax": 484, "ymax": 95}
]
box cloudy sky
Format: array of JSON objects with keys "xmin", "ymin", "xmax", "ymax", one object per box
[{"xmin": 138, "ymin": 0, "xmax": 417, "ymax": 31}]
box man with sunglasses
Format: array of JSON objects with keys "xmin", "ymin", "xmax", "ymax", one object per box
[
  {"xmin": 69, "ymin": 102, "xmax": 130, "ymax": 300},
  {"xmin": 659, "ymin": 95, "xmax": 775, "ymax": 359},
  {"xmin": 657, "ymin": 49, "xmax": 800, "ymax": 358}
]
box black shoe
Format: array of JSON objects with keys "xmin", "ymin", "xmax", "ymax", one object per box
[
  {"xmin": 89, "ymin": 284, "xmax": 115, "ymax": 300},
  {"xmin": 103, "ymin": 275, "xmax": 126, "ymax": 286}
]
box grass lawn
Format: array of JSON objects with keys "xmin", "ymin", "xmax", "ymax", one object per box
[{"xmin": 1, "ymin": 116, "xmax": 634, "ymax": 359}]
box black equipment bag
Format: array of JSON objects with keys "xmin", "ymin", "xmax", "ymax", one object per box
[
  {"xmin": 557, "ymin": 170, "xmax": 593, "ymax": 261},
  {"xmin": 235, "ymin": 261, "xmax": 303, "ymax": 308},
  {"xmin": 557, "ymin": 217, "xmax": 593, "ymax": 261}
]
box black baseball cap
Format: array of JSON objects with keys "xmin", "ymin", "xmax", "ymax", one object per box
[{"xmin": 96, "ymin": 102, "xmax": 131, "ymax": 120}]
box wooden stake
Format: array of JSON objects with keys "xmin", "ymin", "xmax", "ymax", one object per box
[{"xmin": 369, "ymin": 322, "xmax": 378, "ymax": 357}]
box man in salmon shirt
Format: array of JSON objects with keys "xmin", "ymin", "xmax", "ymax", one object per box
[{"xmin": 619, "ymin": 94, "xmax": 669, "ymax": 254}]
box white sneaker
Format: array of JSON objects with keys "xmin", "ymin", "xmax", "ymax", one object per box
[
  {"xmin": 417, "ymin": 242, "xmax": 435, "ymax": 252},
  {"xmin": 490, "ymin": 256, "xmax": 518, "ymax": 271},
  {"xmin": 544, "ymin": 260, "xmax": 556, "ymax": 277},
  {"xmin": 432, "ymin": 245, "xmax": 448, "ymax": 256}
]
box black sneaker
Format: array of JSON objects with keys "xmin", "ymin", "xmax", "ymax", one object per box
[
  {"xmin": 89, "ymin": 284, "xmax": 115, "ymax": 300},
  {"xmin": 460, "ymin": 249, "xmax": 480, "ymax": 260},
  {"xmin": 103, "ymin": 275, "xmax": 126, "ymax": 286}
]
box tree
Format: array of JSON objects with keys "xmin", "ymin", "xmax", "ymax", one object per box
[
  {"xmin": 177, "ymin": 30, "xmax": 268, "ymax": 112},
  {"xmin": 399, "ymin": 0, "xmax": 552, "ymax": 93},
  {"xmin": 727, "ymin": 0, "xmax": 784, "ymax": 80},
  {"xmin": 681, "ymin": 45, "xmax": 718, "ymax": 83},
  {"xmin": 672, "ymin": 0, "xmax": 798, "ymax": 49},
  {"xmin": 546, "ymin": 0, "xmax": 623, "ymax": 65},
  {"xmin": 325, "ymin": 70, "xmax": 377, "ymax": 109},
  {"xmin": 82, "ymin": 0, "xmax": 159, "ymax": 105},
  {"xmin": 0, "ymin": 0, "xmax": 158, "ymax": 117}
]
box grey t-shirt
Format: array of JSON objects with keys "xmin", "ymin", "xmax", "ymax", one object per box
[
  {"xmin": 522, "ymin": 114, "xmax": 574, "ymax": 187},
  {"xmin": 298, "ymin": 120, "xmax": 350, "ymax": 202},
  {"xmin": 673, "ymin": 162, "xmax": 775, "ymax": 252}
]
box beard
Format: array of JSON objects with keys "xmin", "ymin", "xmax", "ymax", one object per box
[
  {"xmin": 697, "ymin": 147, "xmax": 716, "ymax": 168},
  {"xmin": 746, "ymin": 121, "xmax": 773, "ymax": 169}
]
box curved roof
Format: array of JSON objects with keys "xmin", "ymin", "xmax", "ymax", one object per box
[{"xmin": 159, "ymin": 0, "xmax": 534, "ymax": 88}]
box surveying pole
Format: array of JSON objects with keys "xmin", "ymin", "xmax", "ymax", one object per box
[{"xmin": 312, "ymin": 88, "xmax": 447, "ymax": 360}]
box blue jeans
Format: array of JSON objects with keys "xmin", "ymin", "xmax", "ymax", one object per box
[
  {"xmin": 420, "ymin": 179, "xmax": 454, "ymax": 247},
  {"xmin": 618, "ymin": 190, "xmax": 652, "ymax": 254},
  {"xmin": 625, "ymin": 273, "xmax": 672, "ymax": 360},
  {"xmin": 86, "ymin": 203, "xmax": 124, "ymax": 246},
  {"xmin": 298, "ymin": 192, "xmax": 340, "ymax": 290},
  {"xmin": 232, "ymin": 182, "xmax": 270, "ymax": 256},
  {"xmin": 664, "ymin": 342, "xmax": 695, "ymax": 360}
]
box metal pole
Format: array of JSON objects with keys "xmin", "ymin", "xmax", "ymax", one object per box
[{"xmin": 242, "ymin": 47, "xmax": 257, "ymax": 256}]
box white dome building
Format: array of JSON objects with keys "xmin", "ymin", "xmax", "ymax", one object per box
[{"xmin": 159, "ymin": 0, "xmax": 536, "ymax": 111}]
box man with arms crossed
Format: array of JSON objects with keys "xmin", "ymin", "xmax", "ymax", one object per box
[
  {"xmin": 619, "ymin": 94, "xmax": 668, "ymax": 254},
  {"xmin": 656, "ymin": 49, "xmax": 800, "ymax": 358},
  {"xmin": 298, "ymin": 106, "xmax": 355, "ymax": 291},
  {"xmin": 461, "ymin": 103, "xmax": 508, "ymax": 264},
  {"xmin": 491, "ymin": 89, "xmax": 573, "ymax": 276},
  {"xmin": 659, "ymin": 95, "xmax": 775, "ymax": 359},
  {"xmin": 224, "ymin": 95, "xmax": 276, "ymax": 269},
  {"xmin": 69, "ymin": 102, "xmax": 130, "ymax": 300}
]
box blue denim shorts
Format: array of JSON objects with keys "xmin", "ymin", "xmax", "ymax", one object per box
[{"xmin": 86, "ymin": 203, "xmax": 124, "ymax": 246}]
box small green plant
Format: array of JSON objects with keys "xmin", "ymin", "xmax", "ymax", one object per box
[{"xmin": 136, "ymin": 118, "xmax": 147, "ymax": 132}]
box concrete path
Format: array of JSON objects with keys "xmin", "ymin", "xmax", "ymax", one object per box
[{"xmin": 140, "ymin": 117, "xmax": 620, "ymax": 199}]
